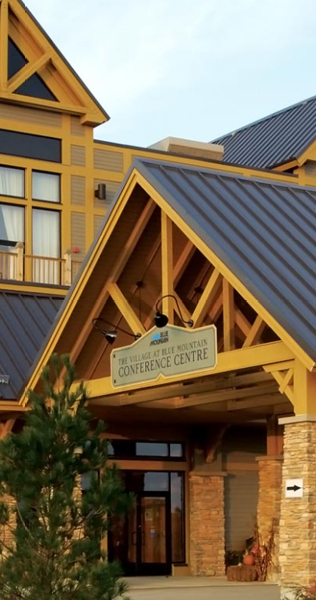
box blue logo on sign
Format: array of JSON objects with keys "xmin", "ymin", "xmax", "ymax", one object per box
[{"xmin": 150, "ymin": 330, "xmax": 169, "ymax": 346}]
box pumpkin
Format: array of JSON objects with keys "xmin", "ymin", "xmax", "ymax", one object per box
[{"xmin": 243, "ymin": 553, "xmax": 255, "ymax": 566}]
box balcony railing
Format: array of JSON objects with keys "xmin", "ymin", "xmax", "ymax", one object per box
[{"xmin": 0, "ymin": 243, "xmax": 82, "ymax": 286}]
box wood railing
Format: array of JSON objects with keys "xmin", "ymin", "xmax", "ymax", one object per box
[{"xmin": 0, "ymin": 243, "xmax": 81, "ymax": 286}]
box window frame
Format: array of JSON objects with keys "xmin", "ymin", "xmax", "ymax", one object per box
[
  {"xmin": 32, "ymin": 170, "xmax": 61, "ymax": 204},
  {"xmin": 0, "ymin": 165, "xmax": 25, "ymax": 199},
  {"xmin": 107, "ymin": 440, "xmax": 185, "ymax": 461},
  {"xmin": 0, "ymin": 202, "xmax": 25, "ymax": 246}
]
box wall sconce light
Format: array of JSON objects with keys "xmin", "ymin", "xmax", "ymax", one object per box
[
  {"xmin": 94, "ymin": 183, "xmax": 106, "ymax": 200},
  {"xmin": 92, "ymin": 317, "xmax": 141, "ymax": 345},
  {"xmin": 155, "ymin": 295, "xmax": 194, "ymax": 328}
]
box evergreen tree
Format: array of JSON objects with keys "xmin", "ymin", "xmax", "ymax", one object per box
[{"xmin": 0, "ymin": 355, "xmax": 131, "ymax": 600}]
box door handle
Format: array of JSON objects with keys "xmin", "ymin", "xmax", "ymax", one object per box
[{"xmin": 131, "ymin": 531, "xmax": 137, "ymax": 545}]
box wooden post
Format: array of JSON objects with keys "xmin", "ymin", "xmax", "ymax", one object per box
[
  {"xmin": 267, "ymin": 415, "xmax": 283, "ymax": 456},
  {"xmin": 15, "ymin": 242, "xmax": 24, "ymax": 281},
  {"xmin": 63, "ymin": 249, "xmax": 72, "ymax": 286}
]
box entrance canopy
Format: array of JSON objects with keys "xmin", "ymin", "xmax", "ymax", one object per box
[{"xmin": 20, "ymin": 157, "xmax": 316, "ymax": 420}]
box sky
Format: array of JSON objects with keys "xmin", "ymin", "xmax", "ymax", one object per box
[{"xmin": 25, "ymin": 0, "xmax": 316, "ymax": 148}]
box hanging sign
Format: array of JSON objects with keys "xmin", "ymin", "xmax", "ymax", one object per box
[{"xmin": 111, "ymin": 324, "xmax": 217, "ymax": 388}]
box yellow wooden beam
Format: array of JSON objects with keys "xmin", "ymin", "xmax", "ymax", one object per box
[
  {"xmin": 223, "ymin": 279, "xmax": 235, "ymax": 351},
  {"xmin": 274, "ymin": 160, "xmax": 298, "ymax": 172},
  {"xmin": 161, "ymin": 211, "xmax": 174, "ymax": 323},
  {"xmin": 113, "ymin": 371, "xmax": 273, "ymax": 407},
  {"xmin": 84, "ymin": 340, "xmax": 294, "ymax": 399},
  {"xmin": 173, "ymin": 292, "xmax": 192, "ymax": 327},
  {"xmin": 279, "ymin": 368, "xmax": 294, "ymax": 394},
  {"xmin": 293, "ymin": 359, "xmax": 316, "ymax": 415},
  {"xmin": 191, "ymin": 269, "xmax": 222, "ymax": 327},
  {"xmin": 0, "ymin": 418, "xmax": 15, "ymax": 439},
  {"xmin": 0, "ymin": 402, "xmax": 26, "ymax": 413},
  {"xmin": 235, "ymin": 309, "xmax": 251, "ymax": 337},
  {"xmin": 263, "ymin": 368, "xmax": 294, "ymax": 404},
  {"xmin": 7, "ymin": 51, "xmax": 52, "ymax": 93},
  {"xmin": 0, "ymin": 90, "xmax": 87, "ymax": 115},
  {"xmin": 151, "ymin": 382, "xmax": 278, "ymax": 410},
  {"xmin": 0, "ymin": 0, "xmax": 8, "ymax": 90},
  {"xmin": 243, "ymin": 315, "xmax": 265, "ymax": 347},
  {"xmin": 264, "ymin": 360, "xmax": 295, "ymax": 372},
  {"xmin": 108, "ymin": 283, "xmax": 145, "ymax": 336},
  {"xmin": 68, "ymin": 199, "xmax": 154, "ymax": 365}
]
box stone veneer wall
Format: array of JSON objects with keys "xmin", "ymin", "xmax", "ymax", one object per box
[
  {"xmin": 189, "ymin": 473, "xmax": 225, "ymax": 576},
  {"xmin": 280, "ymin": 421, "xmax": 316, "ymax": 587},
  {"xmin": 257, "ymin": 457, "xmax": 283, "ymax": 576},
  {"xmin": 0, "ymin": 495, "xmax": 16, "ymax": 553}
]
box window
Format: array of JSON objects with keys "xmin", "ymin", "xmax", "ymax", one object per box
[
  {"xmin": 0, "ymin": 130, "xmax": 61, "ymax": 163},
  {"xmin": 8, "ymin": 38, "xmax": 57, "ymax": 102},
  {"xmin": 0, "ymin": 204, "xmax": 24, "ymax": 246},
  {"xmin": 107, "ymin": 440, "xmax": 184, "ymax": 460},
  {"xmin": 32, "ymin": 172, "xmax": 60, "ymax": 203},
  {"xmin": 0, "ymin": 203, "xmax": 24, "ymax": 280},
  {"xmin": 32, "ymin": 209, "xmax": 60, "ymax": 284},
  {"xmin": 0, "ymin": 166, "xmax": 24, "ymax": 198}
]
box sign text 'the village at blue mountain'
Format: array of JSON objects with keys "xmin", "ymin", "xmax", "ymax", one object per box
[{"xmin": 111, "ymin": 324, "xmax": 217, "ymax": 387}]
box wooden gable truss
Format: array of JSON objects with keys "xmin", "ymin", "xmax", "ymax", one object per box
[
  {"xmin": 19, "ymin": 166, "xmax": 316, "ymax": 421},
  {"xmin": 0, "ymin": 0, "xmax": 108, "ymax": 124}
]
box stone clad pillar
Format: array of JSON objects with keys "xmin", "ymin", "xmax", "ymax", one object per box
[
  {"xmin": 189, "ymin": 472, "xmax": 225, "ymax": 576},
  {"xmin": 279, "ymin": 417, "xmax": 316, "ymax": 588}
]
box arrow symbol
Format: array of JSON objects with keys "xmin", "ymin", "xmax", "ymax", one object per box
[{"xmin": 287, "ymin": 485, "xmax": 301, "ymax": 492}]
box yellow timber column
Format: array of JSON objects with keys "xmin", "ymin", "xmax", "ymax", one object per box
[{"xmin": 279, "ymin": 360, "xmax": 316, "ymax": 591}]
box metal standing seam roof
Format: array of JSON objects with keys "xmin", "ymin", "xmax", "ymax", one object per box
[
  {"xmin": 0, "ymin": 291, "xmax": 63, "ymax": 399},
  {"xmin": 211, "ymin": 95, "xmax": 316, "ymax": 169},
  {"xmin": 130, "ymin": 158, "xmax": 316, "ymax": 362}
]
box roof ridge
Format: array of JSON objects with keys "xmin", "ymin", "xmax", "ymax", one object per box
[{"xmin": 211, "ymin": 93, "xmax": 316, "ymax": 142}]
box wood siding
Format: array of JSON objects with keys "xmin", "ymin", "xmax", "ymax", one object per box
[
  {"xmin": 71, "ymin": 145, "xmax": 86, "ymax": 166},
  {"xmin": 70, "ymin": 116, "xmax": 85, "ymax": 137},
  {"xmin": 71, "ymin": 175, "xmax": 85, "ymax": 206},
  {"xmin": 225, "ymin": 471, "xmax": 259, "ymax": 551},
  {"xmin": 94, "ymin": 148, "xmax": 123, "ymax": 172},
  {"xmin": 71, "ymin": 212, "xmax": 86, "ymax": 256},
  {"xmin": 0, "ymin": 104, "xmax": 62, "ymax": 128},
  {"xmin": 94, "ymin": 214, "xmax": 104, "ymax": 237}
]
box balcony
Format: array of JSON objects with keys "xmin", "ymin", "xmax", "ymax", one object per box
[{"xmin": 0, "ymin": 243, "xmax": 82, "ymax": 286}]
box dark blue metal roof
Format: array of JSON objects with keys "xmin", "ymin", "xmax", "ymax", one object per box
[
  {"xmin": 0, "ymin": 291, "xmax": 63, "ymax": 399},
  {"xmin": 134, "ymin": 158, "xmax": 316, "ymax": 361},
  {"xmin": 211, "ymin": 95, "xmax": 316, "ymax": 169}
]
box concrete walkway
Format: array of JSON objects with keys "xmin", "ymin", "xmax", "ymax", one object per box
[{"xmin": 124, "ymin": 577, "xmax": 280, "ymax": 600}]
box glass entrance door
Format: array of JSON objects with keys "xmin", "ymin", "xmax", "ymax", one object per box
[
  {"xmin": 109, "ymin": 492, "xmax": 171, "ymax": 576},
  {"xmin": 137, "ymin": 492, "xmax": 171, "ymax": 575}
]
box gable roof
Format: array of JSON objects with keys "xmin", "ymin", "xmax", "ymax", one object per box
[
  {"xmin": 134, "ymin": 160, "xmax": 316, "ymax": 363},
  {"xmin": 4, "ymin": 0, "xmax": 109, "ymax": 125},
  {"xmin": 0, "ymin": 291, "xmax": 63, "ymax": 399},
  {"xmin": 211, "ymin": 95, "xmax": 316, "ymax": 169},
  {"xmin": 22, "ymin": 158, "xmax": 316, "ymax": 399}
]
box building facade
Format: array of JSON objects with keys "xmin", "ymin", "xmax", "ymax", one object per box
[{"xmin": 1, "ymin": 0, "xmax": 316, "ymax": 593}]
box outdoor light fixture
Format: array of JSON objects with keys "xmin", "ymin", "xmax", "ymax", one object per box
[
  {"xmin": 155, "ymin": 295, "xmax": 194, "ymax": 328},
  {"xmin": 92, "ymin": 317, "xmax": 141, "ymax": 345}
]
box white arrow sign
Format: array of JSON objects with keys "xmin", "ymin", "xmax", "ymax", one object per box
[{"xmin": 285, "ymin": 478, "xmax": 303, "ymax": 498}]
